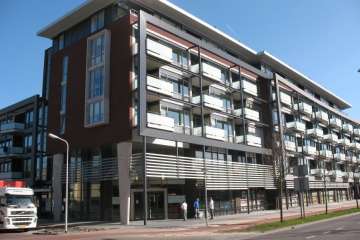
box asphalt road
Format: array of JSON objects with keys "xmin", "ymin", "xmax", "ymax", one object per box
[{"xmin": 1, "ymin": 213, "xmax": 360, "ymax": 240}]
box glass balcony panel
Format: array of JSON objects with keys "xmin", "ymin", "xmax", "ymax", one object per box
[
  {"xmin": 233, "ymin": 108, "xmax": 259, "ymax": 121},
  {"xmin": 284, "ymin": 140, "xmax": 296, "ymax": 152},
  {"xmin": 147, "ymin": 38, "xmax": 173, "ymax": 63},
  {"xmin": 0, "ymin": 147, "xmax": 24, "ymax": 158},
  {"xmin": 147, "ymin": 113, "xmax": 175, "ymax": 132},
  {"xmin": 329, "ymin": 118, "xmax": 342, "ymax": 129},
  {"xmin": 286, "ymin": 121, "xmax": 306, "ymax": 133},
  {"xmin": 280, "ymin": 92, "xmax": 292, "ymax": 106},
  {"xmin": 294, "ymin": 102, "xmax": 312, "ymax": 116},
  {"xmin": 343, "ymin": 123, "xmax": 353, "ymax": 133},
  {"xmin": 236, "ymin": 135, "xmax": 262, "ymax": 147},
  {"xmin": 0, "ymin": 122, "xmax": 25, "ymax": 133},
  {"xmin": 147, "ymin": 76, "xmax": 173, "ymax": 97},
  {"xmin": 310, "ymin": 168, "xmax": 324, "ymax": 177},
  {"xmin": 323, "ymin": 133, "xmax": 338, "ymax": 144},
  {"xmin": 306, "ymin": 128, "xmax": 323, "ymax": 138},
  {"xmin": 298, "ymin": 145, "xmax": 317, "ymax": 155},
  {"xmin": 314, "ymin": 111, "xmax": 329, "ymax": 124},
  {"xmin": 232, "ymin": 80, "xmax": 258, "ymax": 96}
]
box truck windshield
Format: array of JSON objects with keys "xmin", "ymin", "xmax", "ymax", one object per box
[{"xmin": 6, "ymin": 195, "xmax": 33, "ymax": 207}]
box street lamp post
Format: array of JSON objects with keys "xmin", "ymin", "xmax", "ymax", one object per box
[{"xmin": 48, "ymin": 133, "xmax": 69, "ymax": 233}]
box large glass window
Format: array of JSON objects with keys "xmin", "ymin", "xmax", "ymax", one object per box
[
  {"xmin": 90, "ymin": 10, "xmax": 104, "ymax": 33},
  {"xmin": 60, "ymin": 56, "xmax": 68, "ymax": 134},
  {"xmin": 85, "ymin": 30, "xmax": 110, "ymax": 126}
]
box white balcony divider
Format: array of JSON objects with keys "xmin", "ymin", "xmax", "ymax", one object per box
[
  {"xmin": 329, "ymin": 117, "xmax": 342, "ymax": 129},
  {"xmin": 232, "ymin": 80, "xmax": 258, "ymax": 96},
  {"xmin": 284, "ymin": 140, "xmax": 296, "ymax": 152},
  {"xmin": 339, "ymin": 138, "xmax": 351, "ymax": 147},
  {"xmin": 147, "ymin": 76, "xmax": 173, "ymax": 97},
  {"xmin": 191, "ymin": 62, "xmax": 223, "ymax": 82},
  {"xmin": 298, "ymin": 145, "xmax": 317, "ymax": 155},
  {"xmin": 147, "ymin": 113, "xmax": 175, "ymax": 132},
  {"xmin": 343, "ymin": 123, "xmax": 353, "ymax": 133},
  {"xmin": 310, "ymin": 168, "xmax": 324, "ymax": 176},
  {"xmin": 233, "ymin": 108, "xmax": 260, "ymax": 121},
  {"xmin": 306, "ymin": 128, "xmax": 323, "ymax": 138},
  {"xmin": 354, "ymin": 128, "xmax": 360, "ymax": 136},
  {"xmin": 323, "ymin": 133, "xmax": 338, "ymax": 144},
  {"xmin": 294, "ymin": 102, "xmax": 312, "ymax": 116},
  {"xmin": 335, "ymin": 170, "xmax": 345, "ymax": 177},
  {"xmin": 280, "ymin": 92, "xmax": 292, "ymax": 106},
  {"xmin": 236, "ymin": 135, "xmax": 262, "ymax": 147},
  {"xmin": 286, "ymin": 121, "xmax": 306, "ymax": 133},
  {"xmin": 192, "ymin": 95, "xmax": 225, "ymax": 112},
  {"xmin": 314, "ymin": 111, "xmax": 329, "ymax": 124},
  {"xmin": 146, "ymin": 38, "xmax": 173, "ymax": 63},
  {"xmin": 334, "ymin": 153, "xmax": 346, "ymax": 161},
  {"xmin": 204, "ymin": 126, "xmax": 226, "ymax": 141},
  {"xmin": 131, "ymin": 153, "xmax": 276, "ymax": 190},
  {"xmin": 327, "ymin": 170, "xmax": 337, "ymax": 178},
  {"xmin": 320, "ymin": 149, "xmax": 332, "ymax": 159}
]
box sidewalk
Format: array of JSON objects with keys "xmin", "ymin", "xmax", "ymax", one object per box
[{"xmin": 37, "ymin": 200, "xmax": 359, "ymax": 236}]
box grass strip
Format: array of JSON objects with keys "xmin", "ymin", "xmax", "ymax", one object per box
[{"xmin": 246, "ymin": 207, "xmax": 360, "ymax": 232}]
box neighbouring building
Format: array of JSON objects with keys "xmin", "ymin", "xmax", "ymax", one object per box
[
  {"xmin": 36, "ymin": 0, "xmax": 359, "ymax": 224},
  {"xmin": 0, "ymin": 95, "xmax": 51, "ymax": 217}
]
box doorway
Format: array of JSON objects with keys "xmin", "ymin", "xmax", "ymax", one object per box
[{"xmin": 131, "ymin": 188, "xmax": 167, "ymax": 221}]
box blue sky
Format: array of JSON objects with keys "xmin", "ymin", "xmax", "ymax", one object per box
[{"xmin": 1, "ymin": 0, "xmax": 360, "ymax": 119}]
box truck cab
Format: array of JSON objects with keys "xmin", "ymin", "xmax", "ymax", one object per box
[{"xmin": 0, "ymin": 181, "xmax": 37, "ymax": 229}]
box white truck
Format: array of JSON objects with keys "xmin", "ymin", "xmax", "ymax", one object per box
[{"xmin": 0, "ymin": 186, "xmax": 37, "ymax": 229}]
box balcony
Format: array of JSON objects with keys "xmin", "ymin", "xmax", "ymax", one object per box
[
  {"xmin": 323, "ymin": 133, "xmax": 338, "ymax": 144},
  {"xmin": 351, "ymin": 155, "xmax": 357, "ymax": 163},
  {"xmin": 299, "ymin": 145, "xmax": 317, "ymax": 156},
  {"xmin": 294, "ymin": 102, "xmax": 313, "ymax": 117},
  {"xmin": 286, "ymin": 121, "xmax": 306, "ymax": 133},
  {"xmin": 354, "ymin": 128, "xmax": 360, "ymax": 137},
  {"xmin": 314, "ymin": 111, "xmax": 329, "ymax": 124},
  {"xmin": 232, "ymin": 80, "xmax": 258, "ymax": 96},
  {"xmin": 310, "ymin": 168, "xmax": 324, "ymax": 177},
  {"xmin": 343, "ymin": 123, "xmax": 353, "ymax": 134},
  {"xmin": 0, "ymin": 122, "xmax": 24, "ymax": 134},
  {"xmin": 194, "ymin": 126, "xmax": 226, "ymax": 141},
  {"xmin": 0, "ymin": 147, "xmax": 24, "ymax": 158},
  {"xmin": 335, "ymin": 170, "xmax": 346, "ymax": 178},
  {"xmin": 191, "ymin": 62, "xmax": 223, "ymax": 83},
  {"xmin": 306, "ymin": 128, "xmax": 323, "ymax": 139},
  {"xmin": 147, "ymin": 38, "xmax": 173, "ymax": 63},
  {"xmin": 329, "ymin": 117, "xmax": 342, "ymax": 129},
  {"xmin": 192, "ymin": 95, "xmax": 226, "ymax": 112},
  {"xmin": 0, "ymin": 172, "xmax": 23, "ymax": 179},
  {"xmin": 233, "ymin": 108, "xmax": 260, "ymax": 121},
  {"xmin": 236, "ymin": 135, "xmax": 262, "ymax": 147},
  {"xmin": 279, "ymin": 92, "xmax": 292, "ymax": 107},
  {"xmin": 327, "ymin": 170, "xmax": 337, "ymax": 178},
  {"xmin": 334, "ymin": 153, "xmax": 346, "ymax": 162},
  {"xmin": 350, "ymin": 142, "xmax": 360, "ymax": 150},
  {"xmin": 320, "ymin": 149, "xmax": 333, "ymax": 159},
  {"xmin": 338, "ymin": 138, "xmax": 351, "ymax": 147},
  {"xmin": 147, "ymin": 76, "xmax": 173, "ymax": 97},
  {"xmin": 147, "ymin": 113, "xmax": 175, "ymax": 132},
  {"xmin": 354, "ymin": 173, "xmax": 360, "ymax": 179},
  {"xmin": 284, "ymin": 140, "xmax": 296, "ymax": 152}
]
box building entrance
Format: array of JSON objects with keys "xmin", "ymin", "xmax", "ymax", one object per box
[{"xmin": 131, "ymin": 188, "xmax": 167, "ymax": 220}]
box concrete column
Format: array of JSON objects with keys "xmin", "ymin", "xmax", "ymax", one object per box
[
  {"xmin": 52, "ymin": 153, "xmax": 64, "ymax": 222},
  {"xmin": 117, "ymin": 142, "xmax": 132, "ymax": 225}
]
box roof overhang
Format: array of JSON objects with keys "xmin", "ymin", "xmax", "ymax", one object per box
[{"xmin": 258, "ymin": 51, "xmax": 351, "ymax": 110}]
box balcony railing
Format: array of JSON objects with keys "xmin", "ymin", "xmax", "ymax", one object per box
[
  {"xmin": 298, "ymin": 145, "xmax": 317, "ymax": 155},
  {"xmin": 280, "ymin": 92, "xmax": 292, "ymax": 107},
  {"xmin": 338, "ymin": 138, "xmax": 351, "ymax": 147},
  {"xmin": 147, "ymin": 113, "xmax": 175, "ymax": 132},
  {"xmin": 147, "ymin": 38, "xmax": 173, "ymax": 63},
  {"xmin": 0, "ymin": 172, "xmax": 23, "ymax": 179},
  {"xmin": 306, "ymin": 128, "xmax": 323, "ymax": 139},
  {"xmin": 0, "ymin": 122, "xmax": 25, "ymax": 134},
  {"xmin": 193, "ymin": 126, "xmax": 226, "ymax": 141},
  {"xmin": 335, "ymin": 170, "xmax": 346, "ymax": 178},
  {"xmin": 320, "ymin": 149, "xmax": 333, "ymax": 159},
  {"xmin": 233, "ymin": 108, "xmax": 260, "ymax": 121},
  {"xmin": 334, "ymin": 153, "xmax": 346, "ymax": 161},
  {"xmin": 286, "ymin": 121, "xmax": 306, "ymax": 133},
  {"xmin": 351, "ymin": 155, "xmax": 357, "ymax": 163},
  {"xmin": 236, "ymin": 135, "xmax": 262, "ymax": 147},
  {"xmin": 284, "ymin": 140, "xmax": 296, "ymax": 152},
  {"xmin": 343, "ymin": 123, "xmax": 353, "ymax": 133},
  {"xmin": 232, "ymin": 80, "xmax": 258, "ymax": 96},
  {"xmin": 147, "ymin": 76, "xmax": 173, "ymax": 97},
  {"xmin": 192, "ymin": 95, "xmax": 226, "ymax": 112},
  {"xmin": 329, "ymin": 118, "xmax": 342, "ymax": 129},
  {"xmin": 327, "ymin": 170, "xmax": 337, "ymax": 178},
  {"xmin": 314, "ymin": 111, "xmax": 329, "ymax": 124},
  {"xmin": 0, "ymin": 147, "xmax": 24, "ymax": 158},
  {"xmin": 310, "ymin": 168, "xmax": 324, "ymax": 177},
  {"xmin": 323, "ymin": 133, "xmax": 338, "ymax": 144},
  {"xmin": 191, "ymin": 62, "xmax": 223, "ymax": 83},
  {"xmin": 294, "ymin": 102, "xmax": 312, "ymax": 116},
  {"xmin": 350, "ymin": 142, "xmax": 360, "ymax": 150}
]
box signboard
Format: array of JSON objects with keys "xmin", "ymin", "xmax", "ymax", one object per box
[
  {"xmin": 294, "ymin": 177, "xmax": 309, "ymax": 192},
  {"xmin": 168, "ymin": 195, "xmax": 185, "ymax": 204}
]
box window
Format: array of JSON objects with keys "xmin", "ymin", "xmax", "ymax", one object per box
[
  {"xmin": 85, "ymin": 30, "xmax": 110, "ymax": 126},
  {"xmin": 91, "ymin": 10, "xmax": 104, "ymax": 33},
  {"xmin": 60, "ymin": 56, "xmax": 68, "ymax": 134},
  {"xmin": 25, "ymin": 111, "xmax": 33, "ymax": 128},
  {"xmin": 172, "ymin": 48, "xmax": 188, "ymax": 68},
  {"xmin": 59, "ymin": 34, "xmax": 64, "ymax": 50},
  {"xmin": 24, "ymin": 158, "xmax": 31, "ymax": 178},
  {"xmin": 24, "ymin": 135, "xmax": 32, "ymax": 153}
]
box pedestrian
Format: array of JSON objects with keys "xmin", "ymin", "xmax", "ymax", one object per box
[
  {"xmin": 209, "ymin": 197, "xmax": 214, "ymax": 220},
  {"xmin": 194, "ymin": 198, "xmax": 200, "ymax": 219},
  {"xmin": 180, "ymin": 200, "xmax": 188, "ymax": 221}
]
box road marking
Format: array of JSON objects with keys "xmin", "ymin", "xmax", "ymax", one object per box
[
  {"xmin": 306, "ymin": 236, "xmax": 316, "ymax": 239},
  {"xmin": 323, "ymin": 231, "xmax": 330, "ymax": 234}
]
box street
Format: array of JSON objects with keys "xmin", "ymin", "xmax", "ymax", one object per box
[{"xmin": 1, "ymin": 213, "xmax": 360, "ymax": 240}]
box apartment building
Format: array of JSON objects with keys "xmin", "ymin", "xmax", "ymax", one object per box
[
  {"xmin": 37, "ymin": 0, "xmax": 359, "ymax": 223},
  {"xmin": 0, "ymin": 95, "xmax": 51, "ymax": 217}
]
